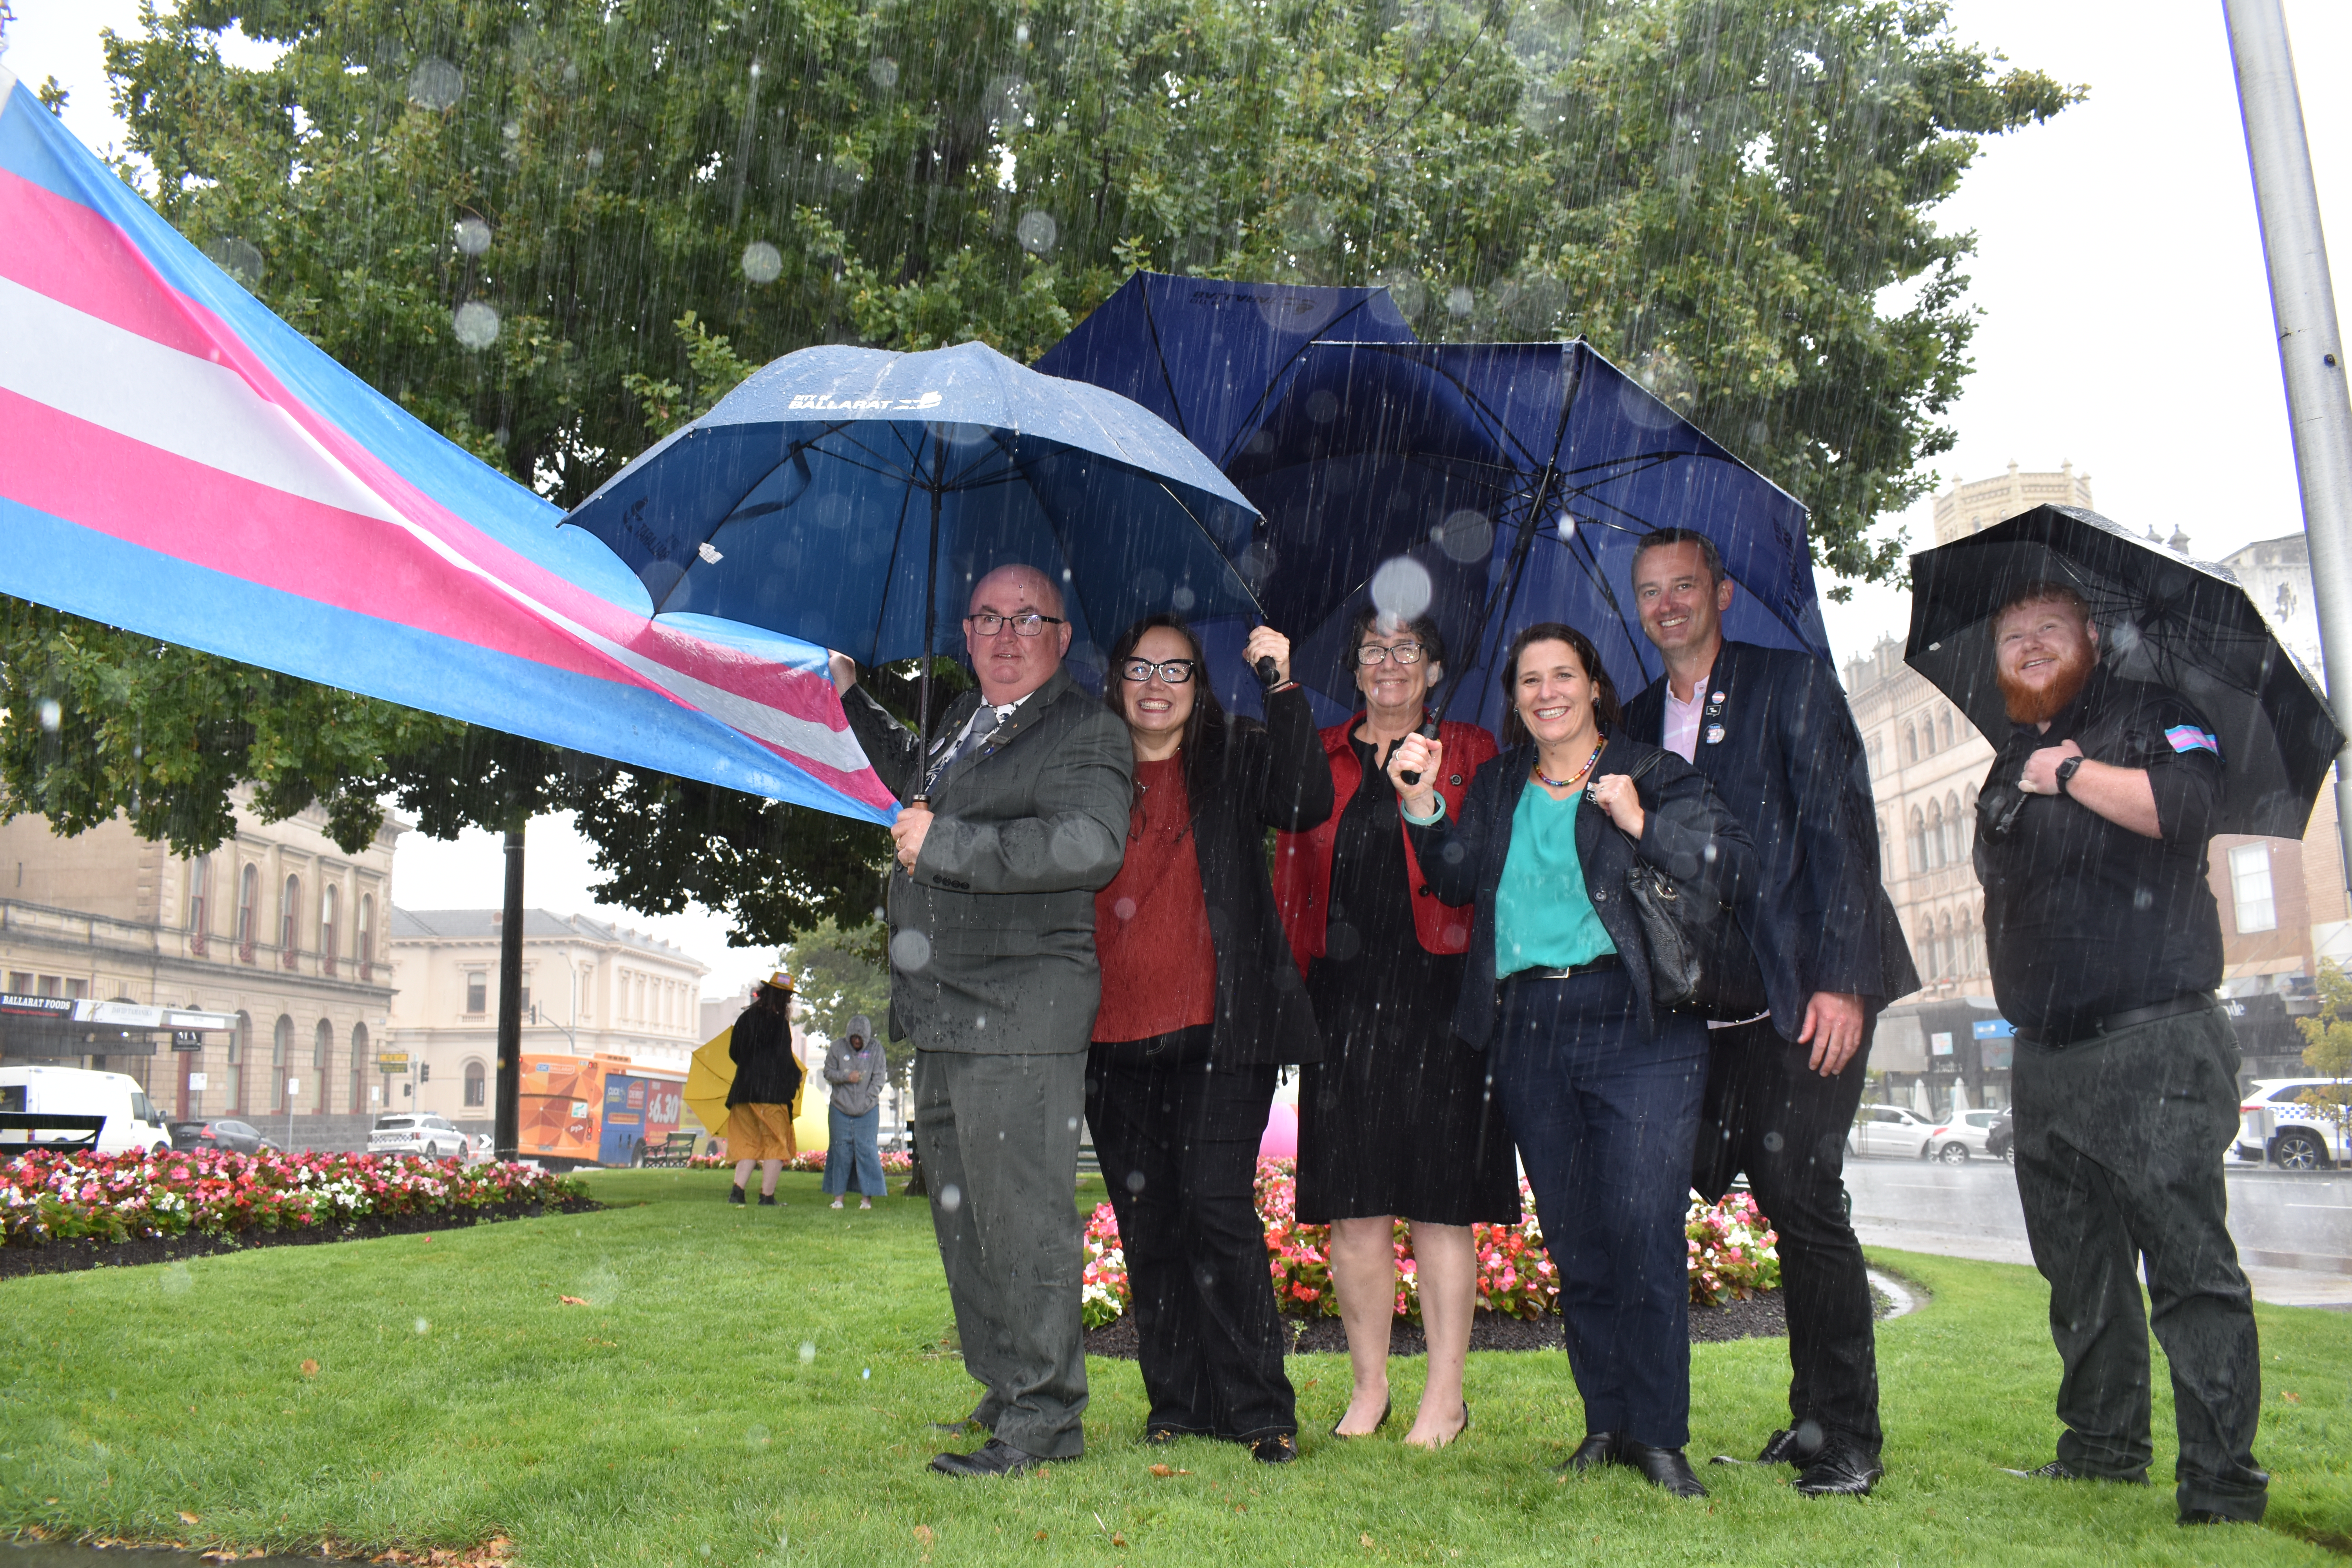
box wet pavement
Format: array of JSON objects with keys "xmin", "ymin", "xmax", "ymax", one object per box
[{"xmin": 1844, "ymin": 1153, "xmax": 2352, "ymax": 1307}]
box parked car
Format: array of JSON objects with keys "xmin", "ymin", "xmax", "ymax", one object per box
[
  {"xmin": 2236, "ymin": 1079, "xmax": 2351, "ymax": 1171},
  {"xmin": 1928, "ymin": 1108, "xmax": 2004, "ymax": 1163},
  {"xmin": 0, "ymin": 1065, "xmax": 174, "ymax": 1155},
  {"xmin": 1848, "ymin": 1103, "xmax": 1941, "ymax": 1159},
  {"xmin": 167, "ymin": 1118, "xmax": 276, "ymax": 1155},
  {"xmin": 1987, "ymin": 1106, "xmax": 2016, "ymax": 1164},
  {"xmin": 367, "ymin": 1112, "xmax": 467, "ymax": 1160}
]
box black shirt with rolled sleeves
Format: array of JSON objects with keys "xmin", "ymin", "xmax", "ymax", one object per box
[{"xmin": 1975, "ymin": 668, "xmax": 2224, "ymax": 1040}]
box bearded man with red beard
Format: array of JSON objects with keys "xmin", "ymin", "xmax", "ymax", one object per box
[{"xmin": 1975, "ymin": 583, "xmax": 2266, "ymax": 1529}]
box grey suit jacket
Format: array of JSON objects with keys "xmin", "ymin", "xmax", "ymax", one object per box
[{"xmin": 841, "ymin": 666, "xmax": 1134, "ymax": 1055}]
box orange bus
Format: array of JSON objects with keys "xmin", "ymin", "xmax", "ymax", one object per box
[{"xmin": 517, "ymin": 1053, "xmax": 686, "ymax": 1169}]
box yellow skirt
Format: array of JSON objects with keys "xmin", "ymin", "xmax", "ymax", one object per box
[{"xmin": 726, "ymin": 1102, "xmax": 797, "ymax": 1161}]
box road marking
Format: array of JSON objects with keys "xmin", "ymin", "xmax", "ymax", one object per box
[{"xmin": 2285, "ymin": 1203, "xmax": 2352, "ymax": 1210}]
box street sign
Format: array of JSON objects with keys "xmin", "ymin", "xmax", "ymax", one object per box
[
  {"xmin": 376, "ymin": 1052, "xmax": 410, "ymax": 1070},
  {"xmin": 1971, "ymin": 1019, "xmax": 2014, "ymax": 1039},
  {"xmin": 171, "ymin": 1030, "xmax": 203, "ymax": 1051}
]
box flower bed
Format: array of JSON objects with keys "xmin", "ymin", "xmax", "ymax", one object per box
[
  {"xmin": 1082, "ymin": 1158, "xmax": 1777, "ymax": 1328},
  {"xmin": 685, "ymin": 1149, "xmax": 913, "ymax": 1173},
  {"xmin": 1, "ymin": 1148, "xmax": 586, "ymax": 1247}
]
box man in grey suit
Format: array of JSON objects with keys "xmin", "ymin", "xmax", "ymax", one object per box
[{"xmin": 829, "ymin": 563, "xmax": 1132, "ymax": 1476}]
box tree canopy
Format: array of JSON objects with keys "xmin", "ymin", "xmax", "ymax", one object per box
[{"xmin": 0, "ymin": 0, "xmax": 2077, "ymax": 947}]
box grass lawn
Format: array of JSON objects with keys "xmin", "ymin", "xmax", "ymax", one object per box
[{"xmin": 0, "ymin": 1167, "xmax": 2345, "ymax": 1567}]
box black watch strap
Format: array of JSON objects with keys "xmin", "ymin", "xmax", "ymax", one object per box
[{"xmin": 2054, "ymin": 755, "xmax": 2085, "ymax": 796}]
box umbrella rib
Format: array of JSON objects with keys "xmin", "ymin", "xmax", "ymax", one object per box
[{"xmin": 1218, "ymin": 295, "xmax": 1398, "ymax": 467}]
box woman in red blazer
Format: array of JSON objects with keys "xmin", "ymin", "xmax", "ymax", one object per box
[{"xmin": 1273, "ymin": 608, "xmax": 1514, "ymax": 1449}]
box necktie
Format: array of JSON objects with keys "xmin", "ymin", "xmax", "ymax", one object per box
[{"xmin": 926, "ymin": 703, "xmax": 1016, "ymax": 790}]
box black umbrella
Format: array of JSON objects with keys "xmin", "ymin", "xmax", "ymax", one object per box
[{"xmin": 1906, "ymin": 504, "xmax": 2342, "ymax": 838}]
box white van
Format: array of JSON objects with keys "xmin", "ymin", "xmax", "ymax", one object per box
[{"xmin": 0, "ymin": 1065, "xmax": 174, "ymax": 1156}]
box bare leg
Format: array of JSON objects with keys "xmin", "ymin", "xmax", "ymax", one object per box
[
  {"xmin": 1403, "ymin": 1222, "xmax": 1475, "ymax": 1448},
  {"xmin": 732, "ymin": 1158, "xmax": 754, "ymax": 1189},
  {"xmin": 759, "ymin": 1158, "xmax": 783, "ymax": 1197},
  {"xmin": 1328, "ymin": 1215, "xmax": 1399, "ymax": 1434}
]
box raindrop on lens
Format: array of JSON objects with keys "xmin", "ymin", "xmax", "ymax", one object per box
[
  {"xmin": 1762, "ymin": 1130, "xmax": 1785, "ymax": 1153},
  {"xmin": 1369, "ymin": 556, "xmax": 1434, "ymax": 620},
  {"xmin": 453, "ymin": 216, "xmax": 492, "ymax": 256},
  {"xmin": 202, "ymin": 236, "xmax": 265, "ymax": 286},
  {"xmin": 938, "ymin": 1183, "xmax": 963, "ymax": 1212},
  {"xmin": 741, "ymin": 241, "xmax": 784, "ymax": 284},
  {"xmin": 452, "ymin": 301, "xmax": 501, "ymax": 350},
  {"xmin": 745, "ymin": 1424, "xmax": 770, "ymax": 1446},
  {"xmin": 406, "ymin": 57, "xmax": 463, "ymax": 111},
  {"xmin": 1434, "ymin": 510, "xmax": 1492, "ymax": 563},
  {"xmin": 584, "ymin": 147, "xmax": 605, "ymax": 172},
  {"xmin": 414, "ymin": 1317, "xmax": 430, "ymax": 1334},
  {"xmin": 1171, "ymin": 585, "xmax": 1195, "ymax": 611},
  {"xmin": 868, "ymin": 57, "xmax": 899, "ymax": 91},
  {"xmin": 798, "ymin": 1340, "xmax": 816, "ymax": 1364},
  {"xmin": 36, "ymin": 699, "xmax": 60, "ymax": 733},
  {"xmin": 1445, "ymin": 285, "xmax": 1475, "ymax": 317},
  {"xmin": 1015, "ymin": 21, "xmax": 1031, "ymax": 45},
  {"xmin": 1016, "ymin": 210, "xmax": 1058, "ymax": 257},
  {"xmin": 862, "ymin": 1367, "xmax": 871, "ymax": 1380},
  {"xmin": 1125, "ymin": 1169, "xmax": 1145, "ymax": 1193}
]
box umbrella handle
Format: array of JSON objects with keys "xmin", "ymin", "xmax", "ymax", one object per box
[{"xmin": 1396, "ymin": 715, "xmax": 1441, "ymax": 788}]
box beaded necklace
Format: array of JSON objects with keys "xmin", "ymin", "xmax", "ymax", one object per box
[{"xmin": 1532, "ymin": 735, "xmax": 1606, "ymax": 791}]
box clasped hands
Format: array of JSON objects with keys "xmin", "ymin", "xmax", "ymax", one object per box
[{"xmin": 2016, "ymin": 738, "xmax": 2083, "ymax": 795}]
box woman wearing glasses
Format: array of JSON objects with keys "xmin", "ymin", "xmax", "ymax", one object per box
[
  {"xmin": 1087, "ymin": 614, "xmax": 1333, "ymax": 1464},
  {"xmin": 1272, "ymin": 609, "xmax": 1513, "ymax": 1450}
]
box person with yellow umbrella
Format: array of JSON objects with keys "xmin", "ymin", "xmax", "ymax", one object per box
[{"xmin": 696, "ymin": 971, "xmax": 805, "ymax": 1206}]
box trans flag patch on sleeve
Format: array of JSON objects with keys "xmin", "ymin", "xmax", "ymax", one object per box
[{"xmin": 2165, "ymin": 724, "xmax": 2221, "ymax": 757}]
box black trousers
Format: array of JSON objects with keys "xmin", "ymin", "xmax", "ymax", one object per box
[
  {"xmin": 1692, "ymin": 1014, "xmax": 1881, "ymax": 1458},
  {"xmin": 1085, "ymin": 1041, "xmax": 1295, "ymax": 1441},
  {"xmin": 2013, "ymin": 1003, "xmax": 2267, "ymax": 1521}
]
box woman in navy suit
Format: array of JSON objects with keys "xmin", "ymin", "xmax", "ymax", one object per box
[{"xmin": 1385, "ymin": 622, "xmax": 1763, "ymax": 1499}]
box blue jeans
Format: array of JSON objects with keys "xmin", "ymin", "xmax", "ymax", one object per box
[
  {"xmin": 823, "ymin": 1105, "xmax": 885, "ymax": 1196},
  {"xmin": 1492, "ymin": 969, "xmax": 1708, "ymax": 1450}
]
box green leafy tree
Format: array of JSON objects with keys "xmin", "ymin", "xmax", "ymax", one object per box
[
  {"xmin": 1, "ymin": 0, "xmax": 2075, "ymax": 943},
  {"xmin": 2294, "ymin": 961, "xmax": 2352, "ymax": 1143},
  {"xmin": 784, "ymin": 916, "xmax": 892, "ymax": 1044}
]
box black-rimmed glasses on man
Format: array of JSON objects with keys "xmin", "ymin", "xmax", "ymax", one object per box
[
  {"xmin": 1355, "ymin": 642, "xmax": 1425, "ymax": 665},
  {"xmin": 1120, "ymin": 658, "xmax": 1198, "ymax": 684},
  {"xmin": 966, "ymin": 612, "xmax": 1068, "ymax": 637}
]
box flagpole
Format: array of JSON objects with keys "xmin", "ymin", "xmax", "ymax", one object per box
[{"xmin": 2223, "ymin": 0, "xmax": 2352, "ymax": 900}]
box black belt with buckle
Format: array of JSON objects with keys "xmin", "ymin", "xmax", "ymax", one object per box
[
  {"xmin": 2015, "ymin": 992, "xmax": 2217, "ymax": 1049},
  {"xmin": 1511, "ymin": 955, "xmax": 1623, "ymax": 982}
]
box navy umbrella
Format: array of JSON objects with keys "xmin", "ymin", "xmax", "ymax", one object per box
[
  {"xmin": 1037, "ymin": 274, "xmax": 1826, "ymax": 728},
  {"xmin": 1905, "ymin": 503, "xmax": 2341, "ymax": 838},
  {"xmin": 563, "ymin": 340, "xmax": 1265, "ymax": 780}
]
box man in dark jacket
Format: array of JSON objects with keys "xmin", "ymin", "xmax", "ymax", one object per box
[
  {"xmin": 829, "ymin": 563, "xmax": 1132, "ymax": 1477},
  {"xmin": 726, "ymin": 970, "xmax": 804, "ymax": 1207},
  {"xmin": 1620, "ymin": 530, "xmax": 1917, "ymax": 1497}
]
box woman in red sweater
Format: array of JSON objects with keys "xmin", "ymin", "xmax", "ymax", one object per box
[
  {"xmin": 1273, "ymin": 608, "xmax": 1514, "ymax": 1449},
  {"xmin": 1088, "ymin": 614, "xmax": 1332, "ymax": 1464}
]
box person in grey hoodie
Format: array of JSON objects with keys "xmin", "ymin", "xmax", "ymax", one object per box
[{"xmin": 823, "ymin": 1015, "xmax": 890, "ymax": 1210}]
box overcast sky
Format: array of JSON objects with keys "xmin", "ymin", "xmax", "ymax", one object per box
[{"xmin": 5, "ymin": 0, "xmax": 2347, "ymax": 998}]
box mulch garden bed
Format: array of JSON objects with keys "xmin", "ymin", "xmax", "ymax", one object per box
[
  {"xmin": 1084, "ymin": 1290, "xmax": 1788, "ymax": 1359},
  {"xmin": 0, "ymin": 1197, "xmax": 603, "ymax": 1283}
]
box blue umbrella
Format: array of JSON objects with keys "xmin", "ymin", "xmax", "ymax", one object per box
[
  {"xmin": 1037, "ymin": 273, "xmax": 1826, "ymax": 728},
  {"xmin": 563, "ymin": 340, "xmax": 1265, "ymax": 775}
]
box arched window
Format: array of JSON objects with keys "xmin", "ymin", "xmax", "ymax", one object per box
[
  {"xmin": 1927, "ymin": 799, "xmax": 1946, "ymax": 869},
  {"xmin": 1921, "ymin": 716, "xmax": 1937, "ymax": 757},
  {"xmin": 350, "ymin": 1022, "xmax": 369, "ymax": 1112},
  {"xmin": 1916, "ymin": 928, "xmax": 1937, "ymax": 983},
  {"xmin": 1961, "ymin": 785, "xmax": 1980, "ymax": 859},
  {"xmin": 280, "ymin": 876, "xmax": 301, "ymax": 969},
  {"xmin": 1939, "ymin": 708, "xmax": 1955, "ymax": 750},
  {"xmin": 272, "ymin": 1014, "xmax": 293, "ymax": 1111},
  {"xmin": 1907, "ymin": 807, "xmax": 1927, "ymax": 875},
  {"xmin": 1943, "ymin": 791, "xmax": 1963, "ymax": 865},
  {"xmin": 1904, "ymin": 725, "xmax": 1919, "ymax": 764},
  {"xmin": 464, "ymin": 1058, "xmax": 488, "ymax": 1108},
  {"xmin": 1960, "ymin": 911, "xmax": 1979, "ymax": 975},
  {"xmin": 229, "ymin": 1010, "xmax": 250, "ymax": 1112},
  {"xmin": 236, "ymin": 866, "xmax": 259, "ymax": 964},
  {"xmin": 319, "ymin": 885, "xmax": 339, "ymax": 978},
  {"xmin": 188, "ymin": 855, "xmax": 212, "ymax": 957},
  {"xmin": 357, "ymin": 895, "xmax": 375, "ymax": 982},
  {"xmin": 1939, "ymin": 911, "xmax": 1956, "ymax": 980}
]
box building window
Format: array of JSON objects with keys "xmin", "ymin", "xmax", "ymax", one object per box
[
  {"xmin": 272, "ymin": 1014, "xmax": 293, "ymax": 1111},
  {"xmin": 350, "ymin": 1023, "xmax": 369, "ymax": 1112},
  {"xmin": 1904, "ymin": 725, "xmax": 1919, "ymax": 764},
  {"xmin": 465, "ymin": 972, "xmax": 487, "ymax": 1015},
  {"xmin": 1917, "ymin": 930, "xmax": 1937, "ymax": 983},
  {"xmin": 2229, "ymin": 843, "xmax": 2278, "ymax": 934},
  {"xmin": 236, "ymin": 865, "xmax": 259, "ymax": 964},
  {"xmin": 464, "ymin": 1060, "xmax": 487, "ymax": 1107},
  {"xmin": 320, "ymin": 885, "xmax": 339, "ymax": 979},
  {"xmin": 1926, "ymin": 799, "xmax": 1946, "ymax": 869},
  {"xmin": 1943, "ymin": 791, "xmax": 1963, "ymax": 866},
  {"xmin": 358, "ymin": 894, "xmax": 375, "ymax": 983},
  {"xmin": 280, "ymin": 876, "xmax": 301, "ymax": 969},
  {"xmin": 1938, "ymin": 708, "xmax": 1955, "ymax": 750},
  {"xmin": 1907, "ymin": 808, "xmax": 1927, "ymax": 875},
  {"xmin": 1962, "ymin": 785, "xmax": 1979, "ymax": 858},
  {"xmin": 5, "ymin": 973, "xmax": 29, "ymax": 995},
  {"xmin": 1939, "ymin": 911, "xmax": 1956, "ymax": 980},
  {"xmin": 188, "ymin": 854, "xmax": 211, "ymax": 956},
  {"xmin": 229, "ymin": 1011, "xmax": 250, "ymax": 1113}
]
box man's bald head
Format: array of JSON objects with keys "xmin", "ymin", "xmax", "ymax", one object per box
[{"xmin": 964, "ymin": 562, "xmax": 1072, "ymax": 704}]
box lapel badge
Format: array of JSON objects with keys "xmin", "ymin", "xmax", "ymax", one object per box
[{"xmin": 1704, "ymin": 724, "xmax": 1726, "ymax": 745}]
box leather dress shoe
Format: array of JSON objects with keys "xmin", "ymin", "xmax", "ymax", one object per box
[
  {"xmin": 1794, "ymin": 1439, "xmax": 1883, "ymax": 1497},
  {"xmin": 1713, "ymin": 1426, "xmax": 1805, "ymax": 1467},
  {"xmin": 1619, "ymin": 1440, "xmax": 1709, "ymax": 1499},
  {"xmin": 2002, "ymin": 1457, "xmax": 2149, "ymax": 1485},
  {"xmin": 929, "ymin": 1437, "xmax": 1045, "ymax": 1477},
  {"xmin": 1250, "ymin": 1432, "xmax": 1299, "ymax": 1465},
  {"xmin": 1559, "ymin": 1432, "xmax": 1619, "ymax": 1474}
]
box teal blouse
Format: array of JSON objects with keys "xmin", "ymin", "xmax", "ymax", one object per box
[{"xmin": 1494, "ymin": 782, "xmax": 1616, "ymax": 977}]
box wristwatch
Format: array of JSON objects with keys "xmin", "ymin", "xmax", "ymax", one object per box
[{"xmin": 2054, "ymin": 755, "xmax": 2085, "ymax": 797}]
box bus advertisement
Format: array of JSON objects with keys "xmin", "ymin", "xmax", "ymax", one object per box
[{"xmin": 517, "ymin": 1053, "xmax": 686, "ymax": 1169}]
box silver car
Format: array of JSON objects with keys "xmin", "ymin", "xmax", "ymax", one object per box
[{"xmin": 367, "ymin": 1112, "xmax": 466, "ymax": 1161}]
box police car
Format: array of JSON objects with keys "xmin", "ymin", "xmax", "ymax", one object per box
[{"xmin": 2236, "ymin": 1079, "xmax": 2350, "ymax": 1171}]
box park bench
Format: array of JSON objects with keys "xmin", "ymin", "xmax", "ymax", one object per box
[
  {"xmin": 641, "ymin": 1131, "xmax": 699, "ymax": 1168},
  {"xmin": 0, "ymin": 1113, "xmax": 108, "ymax": 1153}
]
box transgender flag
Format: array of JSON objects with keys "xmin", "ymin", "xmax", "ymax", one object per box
[{"xmin": 0, "ymin": 67, "xmax": 893, "ymax": 824}]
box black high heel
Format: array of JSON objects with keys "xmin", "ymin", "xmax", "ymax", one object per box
[{"xmin": 1331, "ymin": 1395, "xmax": 1392, "ymax": 1439}]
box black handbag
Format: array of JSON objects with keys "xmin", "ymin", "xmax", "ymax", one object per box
[{"xmin": 1606, "ymin": 753, "xmax": 1769, "ymax": 1020}]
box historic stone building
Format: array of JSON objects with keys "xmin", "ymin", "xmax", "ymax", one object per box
[
  {"xmin": 384, "ymin": 909, "xmax": 709, "ymax": 1134},
  {"xmin": 0, "ymin": 792, "xmax": 401, "ymax": 1148},
  {"xmin": 1930, "ymin": 460, "xmax": 2097, "ymax": 544}
]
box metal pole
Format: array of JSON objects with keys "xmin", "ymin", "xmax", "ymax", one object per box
[
  {"xmin": 494, "ymin": 824, "xmax": 525, "ymax": 1160},
  {"xmin": 2225, "ymin": 0, "xmax": 2352, "ymax": 895}
]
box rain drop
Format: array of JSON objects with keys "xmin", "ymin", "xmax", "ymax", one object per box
[
  {"xmin": 891, "ymin": 930, "xmax": 933, "ymax": 972},
  {"xmin": 748, "ymin": 61, "xmax": 763, "ymax": 80},
  {"xmin": 1445, "ymin": 285, "xmax": 1475, "ymax": 318},
  {"xmin": 1016, "ymin": 210, "xmax": 1058, "ymax": 257},
  {"xmin": 452, "ymin": 301, "xmax": 501, "ymax": 350},
  {"xmin": 862, "ymin": 1367, "xmax": 872, "ymax": 1380},
  {"xmin": 1067, "ymin": 1117, "xmax": 1080, "ymax": 1131},
  {"xmin": 1304, "ymin": 390, "xmax": 1340, "ymax": 424},
  {"xmin": 453, "ymin": 215, "xmax": 492, "ymax": 256},
  {"xmin": 584, "ymin": 147, "xmax": 605, "ymax": 172},
  {"xmin": 1171, "ymin": 585, "xmax": 1196, "ymax": 612},
  {"xmin": 868, "ymin": 57, "xmax": 899, "ymax": 91},
  {"xmin": 413, "ymin": 1317, "xmax": 430, "ymax": 1334},
  {"xmin": 406, "ymin": 58, "xmax": 463, "ymax": 111},
  {"xmin": 938, "ymin": 1183, "xmax": 962, "ymax": 1212},
  {"xmin": 1113, "ymin": 898, "xmax": 1137, "ymax": 921},
  {"xmin": 1762, "ymin": 1130, "xmax": 1785, "ymax": 1153},
  {"xmin": 741, "ymin": 241, "xmax": 784, "ymax": 284},
  {"xmin": 798, "ymin": 1340, "xmax": 816, "ymax": 1364},
  {"xmin": 36, "ymin": 699, "xmax": 61, "ymax": 733},
  {"xmin": 1369, "ymin": 556, "xmax": 1434, "ymax": 620},
  {"xmin": 745, "ymin": 1424, "xmax": 771, "ymax": 1447},
  {"xmin": 1125, "ymin": 1169, "xmax": 1145, "ymax": 1194},
  {"xmin": 1015, "ymin": 21, "xmax": 1032, "ymax": 45},
  {"xmin": 201, "ymin": 236, "xmax": 265, "ymax": 287},
  {"xmin": 1434, "ymin": 510, "xmax": 1492, "ymax": 563}
]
